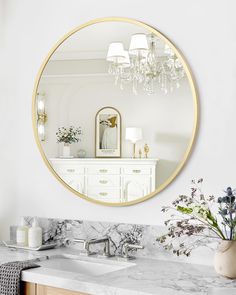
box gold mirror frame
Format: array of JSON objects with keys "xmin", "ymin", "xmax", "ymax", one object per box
[{"xmin": 32, "ymin": 17, "xmax": 199, "ymax": 207}]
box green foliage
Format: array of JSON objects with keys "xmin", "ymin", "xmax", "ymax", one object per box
[
  {"xmin": 56, "ymin": 126, "xmax": 82, "ymax": 144},
  {"xmin": 157, "ymin": 180, "xmax": 236, "ymax": 257},
  {"xmin": 176, "ymin": 206, "xmax": 193, "ymax": 214}
]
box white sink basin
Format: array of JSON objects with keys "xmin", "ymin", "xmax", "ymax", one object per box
[{"xmin": 38, "ymin": 255, "xmax": 134, "ymax": 276}]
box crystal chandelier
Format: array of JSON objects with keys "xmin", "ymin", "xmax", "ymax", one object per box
[{"xmin": 106, "ymin": 33, "xmax": 185, "ymax": 95}]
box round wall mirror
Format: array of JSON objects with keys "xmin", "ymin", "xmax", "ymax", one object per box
[{"xmin": 32, "ymin": 18, "xmax": 198, "ymax": 206}]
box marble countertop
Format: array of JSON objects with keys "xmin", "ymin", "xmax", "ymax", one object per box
[{"xmin": 1, "ymin": 246, "xmax": 236, "ymax": 295}]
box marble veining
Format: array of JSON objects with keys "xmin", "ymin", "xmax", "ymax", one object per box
[
  {"xmin": 23, "ymin": 217, "xmax": 148, "ymax": 256},
  {"xmin": 3, "ymin": 217, "xmax": 236, "ymax": 294},
  {"xmin": 17, "ymin": 216, "xmax": 218, "ymax": 266},
  {"xmin": 1, "ymin": 246, "xmax": 235, "ymax": 295}
]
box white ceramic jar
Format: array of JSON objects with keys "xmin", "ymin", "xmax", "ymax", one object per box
[{"xmin": 214, "ymin": 240, "xmax": 236, "ymax": 278}]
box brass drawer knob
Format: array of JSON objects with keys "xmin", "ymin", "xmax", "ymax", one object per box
[
  {"xmin": 133, "ymin": 169, "xmax": 141, "ymax": 173},
  {"xmin": 99, "ymin": 169, "xmax": 108, "ymax": 173},
  {"xmin": 99, "ymin": 192, "xmax": 108, "ymax": 196},
  {"xmin": 99, "ymin": 180, "xmax": 108, "ymax": 184}
]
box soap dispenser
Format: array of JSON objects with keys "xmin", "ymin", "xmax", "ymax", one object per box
[
  {"xmin": 16, "ymin": 217, "xmax": 29, "ymax": 246},
  {"xmin": 28, "ymin": 217, "xmax": 42, "ymax": 248}
]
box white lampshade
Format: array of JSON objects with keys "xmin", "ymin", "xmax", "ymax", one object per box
[
  {"xmin": 106, "ymin": 42, "xmax": 126, "ymax": 62},
  {"xmin": 129, "ymin": 33, "xmax": 148, "ymax": 53},
  {"xmin": 122, "ymin": 50, "xmax": 131, "ymax": 68},
  {"xmin": 125, "ymin": 127, "xmax": 142, "ymax": 143}
]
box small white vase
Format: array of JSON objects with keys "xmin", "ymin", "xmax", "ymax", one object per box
[
  {"xmin": 62, "ymin": 143, "xmax": 71, "ymax": 158},
  {"xmin": 214, "ymin": 240, "xmax": 236, "ymax": 278}
]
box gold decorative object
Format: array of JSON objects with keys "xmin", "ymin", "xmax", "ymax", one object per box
[{"xmin": 144, "ymin": 144, "xmax": 149, "ymax": 158}]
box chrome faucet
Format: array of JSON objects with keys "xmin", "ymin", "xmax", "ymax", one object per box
[
  {"xmin": 73, "ymin": 237, "xmax": 112, "ymax": 257},
  {"xmin": 122, "ymin": 243, "xmax": 144, "ymax": 260},
  {"xmin": 87, "ymin": 237, "xmax": 112, "ymax": 257},
  {"xmin": 73, "ymin": 238, "xmax": 91, "ymax": 254}
]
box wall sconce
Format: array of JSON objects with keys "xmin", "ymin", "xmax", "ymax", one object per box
[{"xmin": 37, "ymin": 92, "xmax": 47, "ymax": 141}]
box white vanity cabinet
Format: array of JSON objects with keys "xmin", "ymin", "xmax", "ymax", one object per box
[{"xmin": 50, "ymin": 158, "xmax": 158, "ymax": 203}]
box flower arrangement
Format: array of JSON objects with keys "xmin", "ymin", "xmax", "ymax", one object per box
[
  {"xmin": 56, "ymin": 126, "xmax": 82, "ymax": 144},
  {"xmin": 157, "ymin": 179, "xmax": 236, "ymax": 257}
]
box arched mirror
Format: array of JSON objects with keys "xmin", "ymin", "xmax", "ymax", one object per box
[{"xmin": 33, "ymin": 18, "xmax": 198, "ymax": 206}]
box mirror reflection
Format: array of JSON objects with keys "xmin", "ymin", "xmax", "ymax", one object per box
[{"xmin": 34, "ymin": 19, "xmax": 197, "ymax": 205}]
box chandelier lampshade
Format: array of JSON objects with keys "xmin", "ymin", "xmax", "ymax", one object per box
[
  {"xmin": 106, "ymin": 33, "xmax": 185, "ymax": 94},
  {"xmin": 129, "ymin": 33, "xmax": 149, "ymax": 54},
  {"xmin": 106, "ymin": 42, "xmax": 126, "ymax": 63}
]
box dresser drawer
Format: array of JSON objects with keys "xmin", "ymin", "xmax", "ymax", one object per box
[
  {"xmin": 87, "ymin": 166, "xmax": 120, "ymax": 175},
  {"xmin": 54, "ymin": 165, "xmax": 84, "ymax": 175},
  {"xmin": 87, "ymin": 188, "xmax": 121, "ymax": 201},
  {"xmin": 123, "ymin": 166, "xmax": 152, "ymax": 175},
  {"xmin": 87, "ymin": 175, "xmax": 120, "ymax": 187},
  {"xmin": 60, "ymin": 174, "xmax": 85, "ymax": 194}
]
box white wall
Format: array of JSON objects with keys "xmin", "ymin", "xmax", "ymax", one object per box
[
  {"xmin": 39, "ymin": 64, "xmax": 193, "ymax": 190},
  {"xmin": 0, "ymin": 0, "xmax": 21, "ymax": 239},
  {"xmin": 1, "ymin": 0, "xmax": 236, "ymax": 240}
]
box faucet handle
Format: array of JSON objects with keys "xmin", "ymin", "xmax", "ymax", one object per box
[
  {"xmin": 122, "ymin": 243, "xmax": 144, "ymax": 260},
  {"xmin": 62, "ymin": 238, "xmax": 71, "ymax": 246}
]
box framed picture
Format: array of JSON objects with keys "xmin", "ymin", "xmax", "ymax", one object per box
[{"xmin": 95, "ymin": 107, "xmax": 121, "ymax": 158}]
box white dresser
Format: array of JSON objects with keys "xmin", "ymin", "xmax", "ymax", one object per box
[{"xmin": 49, "ymin": 158, "xmax": 158, "ymax": 203}]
